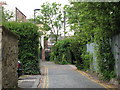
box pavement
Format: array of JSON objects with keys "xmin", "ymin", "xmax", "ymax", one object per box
[{"xmin": 18, "ymin": 75, "xmax": 41, "ymax": 88}]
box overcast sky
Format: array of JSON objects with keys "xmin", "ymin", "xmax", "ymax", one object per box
[{"xmin": 1, "ymin": 0, "xmax": 69, "ymax": 19}]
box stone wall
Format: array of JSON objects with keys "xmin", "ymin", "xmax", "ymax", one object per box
[{"xmin": 0, "ymin": 26, "xmax": 19, "ymax": 88}]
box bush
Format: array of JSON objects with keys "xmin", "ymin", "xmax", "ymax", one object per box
[
  {"xmin": 51, "ymin": 36, "xmax": 93, "ymax": 71},
  {"xmin": 3, "ymin": 22, "xmax": 40, "ymax": 74},
  {"xmin": 50, "ymin": 37, "xmax": 83, "ymax": 65},
  {"xmin": 50, "ymin": 37, "xmax": 72, "ymax": 64}
]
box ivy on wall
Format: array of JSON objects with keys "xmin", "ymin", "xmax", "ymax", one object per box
[
  {"xmin": 64, "ymin": 2, "xmax": 120, "ymax": 80},
  {"xmin": 51, "ymin": 2, "xmax": 120, "ymax": 81}
]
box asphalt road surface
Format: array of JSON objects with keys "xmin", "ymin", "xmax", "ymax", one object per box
[{"xmin": 40, "ymin": 61, "xmax": 106, "ymax": 89}]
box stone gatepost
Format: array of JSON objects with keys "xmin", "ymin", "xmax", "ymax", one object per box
[{"xmin": 0, "ymin": 26, "xmax": 19, "ymax": 89}]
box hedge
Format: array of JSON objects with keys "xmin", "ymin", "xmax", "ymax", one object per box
[
  {"xmin": 3, "ymin": 22, "xmax": 40, "ymax": 74},
  {"xmin": 50, "ymin": 37, "xmax": 83, "ymax": 66}
]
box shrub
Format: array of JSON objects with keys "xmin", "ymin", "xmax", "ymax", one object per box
[
  {"xmin": 50, "ymin": 37, "xmax": 72, "ymax": 64},
  {"xmin": 51, "ymin": 36, "xmax": 93, "ymax": 71},
  {"xmin": 50, "ymin": 37, "xmax": 83, "ymax": 65}
]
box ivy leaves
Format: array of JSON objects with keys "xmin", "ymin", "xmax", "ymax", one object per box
[{"xmin": 63, "ymin": 2, "xmax": 120, "ymax": 80}]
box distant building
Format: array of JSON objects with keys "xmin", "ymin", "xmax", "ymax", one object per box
[
  {"xmin": 15, "ymin": 7, "xmax": 26, "ymax": 22},
  {"xmin": 1, "ymin": 2, "xmax": 26, "ymax": 22}
]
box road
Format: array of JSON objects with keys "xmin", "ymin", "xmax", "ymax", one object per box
[{"xmin": 39, "ymin": 61, "xmax": 107, "ymax": 89}]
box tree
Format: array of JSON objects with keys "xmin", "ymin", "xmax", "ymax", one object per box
[
  {"xmin": 37, "ymin": 2, "xmax": 64, "ymax": 42},
  {"xmin": 2, "ymin": 8, "xmax": 14, "ymax": 22},
  {"xmin": 27, "ymin": 18, "xmax": 43, "ymax": 24},
  {"xmin": 64, "ymin": 2, "xmax": 120, "ymax": 80}
]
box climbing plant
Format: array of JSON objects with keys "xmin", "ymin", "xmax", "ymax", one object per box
[{"xmin": 63, "ymin": 2, "xmax": 120, "ymax": 80}]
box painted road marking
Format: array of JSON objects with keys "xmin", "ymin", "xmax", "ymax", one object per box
[
  {"xmin": 76, "ymin": 70, "xmax": 116, "ymax": 89},
  {"xmin": 46, "ymin": 68, "xmax": 49, "ymax": 88},
  {"xmin": 42, "ymin": 67, "xmax": 49, "ymax": 88},
  {"xmin": 42, "ymin": 65, "xmax": 116, "ymax": 89},
  {"xmin": 42, "ymin": 67, "xmax": 47, "ymax": 88}
]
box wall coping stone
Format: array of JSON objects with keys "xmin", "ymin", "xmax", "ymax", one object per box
[{"xmin": 0, "ymin": 26, "xmax": 19, "ymax": 39}]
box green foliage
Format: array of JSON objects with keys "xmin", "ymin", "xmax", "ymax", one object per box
[
  {"xmin": 2, "ymin": 8, "xmax": 14, "ymax": 22},
  {"xmin": 0, "ymin": 7, "xmax": 2, "ymax": 24},
  {"xmin": 3, "ymin": 22, "xmax": 40, "ymax": 74},
  {"xmin": 63, "ymin": 2, "xmax": 120, "ymax": 80},
  {"xmin": 50, "ymin": 37, "xmax": 82, "ymax": 65},
  {"xmin": 81, "ymin": 52, "xmax": 91, "ymax": 71},
  {"xmin": 50, "ymin": 38, "xmax": 70, "ymax": 64},
  {"xmin": 51, "ymin": 37, "xmax": 72, "ymax": 64},
  {"xmin": 95, "ymin": 39, "xmax": 116, "ymax": 80},
  {"xmin": 37, "ymin": 2, "xmax": 63, "ymax": 42},
  {"xmin": 51, "ymin": 36, "xmax": 92, "ymax": 71},
  {"xmin": 50, "ymin": 2, "xmax": 119, "ymax": 81}
]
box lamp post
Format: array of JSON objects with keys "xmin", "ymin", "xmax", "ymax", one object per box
[{"xmin": 34, "ymin": 9, "xmax": 40, "ymax": 24}]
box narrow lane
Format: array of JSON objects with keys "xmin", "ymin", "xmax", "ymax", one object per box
[{"xmin": 40, "ymin": 61, "xmax": 106, "ymax": 89}]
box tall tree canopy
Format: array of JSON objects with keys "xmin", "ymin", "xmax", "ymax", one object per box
[{"xmin": 37, "ymin": 2, "xmax": 64, "ymax": 42}]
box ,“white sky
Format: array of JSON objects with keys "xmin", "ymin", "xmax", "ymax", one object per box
[
  {"xmin": 1, "ymin": 0, "xmax": 74, "ymax": 36},
  {"xmin": 1, "ymin": 0, "xmax": 70, "ymax": 19}
]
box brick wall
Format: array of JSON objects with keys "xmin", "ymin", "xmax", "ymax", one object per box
[{"xmin": 0, "ymin": 26, "xmax": 19, "ymax": 88}]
